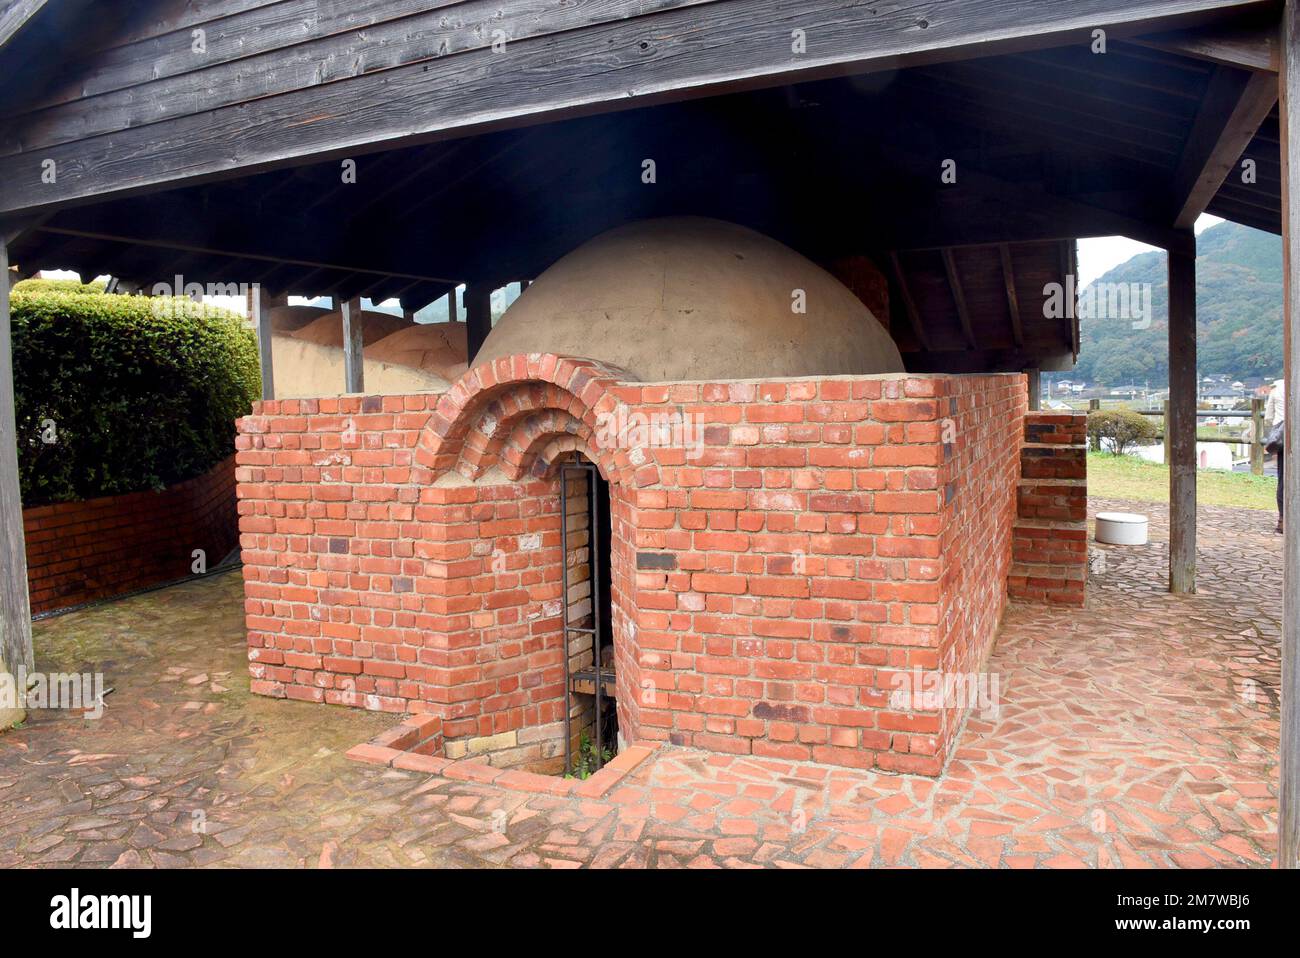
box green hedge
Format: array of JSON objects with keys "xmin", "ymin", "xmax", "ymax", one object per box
[{"xmin": 11, "ymin": 288, "xmax": 261, "ymax": 506}]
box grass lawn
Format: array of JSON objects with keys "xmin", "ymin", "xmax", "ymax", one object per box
[{"xmin": 1087, "ymin": 451, "xmax": 1279, "ymax": 511}]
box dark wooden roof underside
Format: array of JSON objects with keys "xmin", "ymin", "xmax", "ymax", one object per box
[{"xmin": 0, "ymin": 1, "xmax": 1284, "ymax": 373}]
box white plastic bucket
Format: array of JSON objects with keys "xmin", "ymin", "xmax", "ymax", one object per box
[{"xmin": 1095, "ymin": 511, "xmax": 1149, "ymax": 545}]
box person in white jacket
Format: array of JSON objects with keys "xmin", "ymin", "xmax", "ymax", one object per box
[
  {"xmin": 1266, "ymin": 378, "xmax": 1286, "ymax": 428},
  {"xmin": 1266, "ymin": 379, "xmax": 1285, "ymax": 533}
]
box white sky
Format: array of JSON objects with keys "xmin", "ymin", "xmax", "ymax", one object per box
[{"xmin": 1075, "ymin": 213, "xmax": 1223, "ymax": 286}]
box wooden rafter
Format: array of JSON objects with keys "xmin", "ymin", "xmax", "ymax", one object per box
[
  {"xmin": 1172, "ymin": 65, "xmax": 1278, "ymax": 228},
  {"xmin": 941, "ymin": 249, "xmax": 978, "ymax": 350},
  {"xmin": 998, "ymin": 244, "xmax": 1025, "ymax": 349},
  {"xmin": 32, "ymin": 226, "xmax": 459, "ymax": 285},
  {"xmin": 1133, "ymin": 24, "xmax": 1279, "ymax": 73},
  {"xmin": 886, "ymin": 252, "xmax": 930, "ymax": 353}
]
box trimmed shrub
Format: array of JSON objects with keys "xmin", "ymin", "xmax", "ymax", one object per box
[
  {"xmin": 1087, "ymin": 408, "xmax": 1160, "ymax": 456},
  {"xmin": 11, "ymin": 288, "xmax": 260, "ymax": 505}
]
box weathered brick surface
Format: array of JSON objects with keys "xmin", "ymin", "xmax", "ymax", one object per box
[
  {"xmin": 922, "ymin": 376, "xmax": 1028, "ymax": 770},
  {"xmin": 1009, "ymin": 412, "xmax": 1088, "ymax": 607},
  {"xmin": 236, "ymin": 354, "xmax": 1027, "ymax": 774},
  {"xmin": 23, "ymin": 455, "xmax": 239, "ymax": 613}
]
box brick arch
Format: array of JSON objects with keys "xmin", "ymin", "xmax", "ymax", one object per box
[
  {"xmin": 504, "ymin": 412, "xmax": 608, "ymax": 482},
  {"xmin": 413, "ymin": 353, "xmax": 637, "ymax": 486}
]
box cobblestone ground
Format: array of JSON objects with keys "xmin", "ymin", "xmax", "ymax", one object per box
[{"xmin": 0, "ymin": 497, "xmax": 1281, "ymax": 868}]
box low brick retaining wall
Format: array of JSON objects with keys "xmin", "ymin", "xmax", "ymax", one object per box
[
  {"xmin": 345, "ymin": 712, "xmax": 660, "ymax": 799},
  {"xmin": 23, "ymin": 455, "xmax": 240, "ymax": 614}
]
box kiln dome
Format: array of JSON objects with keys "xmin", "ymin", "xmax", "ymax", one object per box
[{"xmin": 475, "ymin": 217, "xmax": 904, "ymax": 381}]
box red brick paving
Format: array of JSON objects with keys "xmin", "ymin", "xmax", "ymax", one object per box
[{"xmin": 0, "ymin": 496, "xmax": 1280, "ymax": 867}]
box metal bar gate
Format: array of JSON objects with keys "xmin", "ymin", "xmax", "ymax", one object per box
[{"xmin": 560, "ymin": 459, "xmax": 608, "ymax": 775}]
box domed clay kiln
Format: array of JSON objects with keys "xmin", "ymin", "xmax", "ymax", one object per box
[{"xmin": 475, "ymin": 216, "xmax": 904, "ymax": 380}]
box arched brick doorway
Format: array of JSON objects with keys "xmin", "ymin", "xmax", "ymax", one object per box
[{"xmin": 406, "ymin": 355, "xmax": 643, "ymax": 772}]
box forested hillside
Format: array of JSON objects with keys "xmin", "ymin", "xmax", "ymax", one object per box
[{"xmin": 1071, "ymin": 221, "xmax": 1282, "ymax": 386}]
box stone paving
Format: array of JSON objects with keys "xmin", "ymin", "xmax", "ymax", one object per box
[{"xmin": 0, "ymin": 497, "xmax": 1281, "ymax": 868}]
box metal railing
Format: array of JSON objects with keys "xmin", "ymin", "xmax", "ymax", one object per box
[{"xmin": 1086, "ymin": 397, "xmax": 1272, "ymax": 473}]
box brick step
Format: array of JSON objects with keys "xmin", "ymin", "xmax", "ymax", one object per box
[
  {"xmin": 1008, "ymin": 567, "xmax": 1087, "ymax": 606},
  {"xmin": 1014, "ymin": 518, "xmax": 1087, "ymax": 533},
  {"xmin": 1011, "ymin": 560, "xmax": 1086, "ymax": 579},
  {"xmin": 1017, "ymin": 475, "xmax": 1087, "ymax": 488}
]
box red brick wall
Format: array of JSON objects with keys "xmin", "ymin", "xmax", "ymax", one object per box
[
  {"xmin": 23, "ymin": 455, "xmax": 239, "ymax": 614},
  {"xmin": 1009, "ymin": 412, "xmax": 1088, "ymax": 606},
  {"xmin": 236, "ymin": 355, "xmax": 1027, "ymax": 774},
  {"xmin": 927, "ymin": 375, "xmax": 1028, "ymax": 762},
  {"xmin": 236, "ymin": 393, "xmax": 442, "ymax": 712}
]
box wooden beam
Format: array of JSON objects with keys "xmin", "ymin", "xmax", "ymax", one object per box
[
  {"xmin": 941, "ymin": 249, "xmax": 978, "ymax": 349},
  {"xmin": 1133, "ymin": 23, "xmax": 1280, "ymax": 73},
  {"xmin": 340, "ymin": 295, "xmax": 364, "ymax": 393},
  {"xmin": 1172, "ymin": 66, "xmax": 1278, "ymax": 229},
  {"xmin": 887, "ymin": 253, "xmax": 931, "ymax": 353},
  {"xmin": 0, "ymin": 0, "xmax": 48, "ymax": 51},
  {"xmin": 1167, "ymin": 235, "xmax": 1198, "ymax": 594},
  {"xmin": 252, "ymin": 283, "xmax": 275, "ymax": 402},
  {"xmin": 1278, "ymin": 0, "xmax": 1299, "ymax": 872},
  {"xmin": 902, "ymin": 346, "xmax": 1075, "ymax": 374},
  {"xmin": 0, "ymin": 238, "xmax": 34, "ymax": 704},
  {"xmin": 998, "ymin": 244, "xmax": 1025, "ymax": 348},
  {"xmin": 30, "ymin": 227, "xmax": 458, "ymax": 285},
  {"xmin": 0, "ymin": 0, "xmax": 1270, "ymax": 215},
  {"xmin": 464, "ymin": 284, "xmax": 492, "ymax": 367}
]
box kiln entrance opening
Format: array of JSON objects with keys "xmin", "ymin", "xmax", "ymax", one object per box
[{"xmin": 559, "ymin": 454, "xmax": 617, "ymax": 776}]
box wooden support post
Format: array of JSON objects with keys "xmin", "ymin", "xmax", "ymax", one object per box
[
  {"xmin": 1167, "ymin": 237, "xmax": 1198, "ymax": 594},
  {"xmin": 252, "ymin": 284, "xmax": 275, "ymax": 402},
  {"xmin": 1170, "ymin": 397, "xmax": 1180, "ymax": 465},
  {"xmin": 1025, "ymin": 368, "xmax": 1041, "ymax": 411},
  {"xmin": 1252, "ymin": 396, "xmax": 1266, "ymax": 475},
  {"xmin": 340, "ymin": 296, "xmax": 364, "ymax": 394},
  {"xmin": 1279, "ymin": 0, "xmax": 1299, "ymax": 871},
  {"xmin": 0, "ymin": 239, "xmax": 34, "ymax": 718},
  {"xmin": 465, "ymin": 284, "xmax": 492, "ymax": 367}
]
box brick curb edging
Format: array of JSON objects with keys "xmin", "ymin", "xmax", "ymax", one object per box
[{"xmin": 345, "ymin": 715, "xmax": 659, "ymax": 799}]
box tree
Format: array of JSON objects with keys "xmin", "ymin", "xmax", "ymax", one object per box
[{"xmin": 1087, "ymin": 409, "xmax": 1160, "ymax": 456}]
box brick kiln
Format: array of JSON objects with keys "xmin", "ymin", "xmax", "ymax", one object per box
[{"xmin": 235, "ymin": 218, "xmax": 1085, "ymax": 777}]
